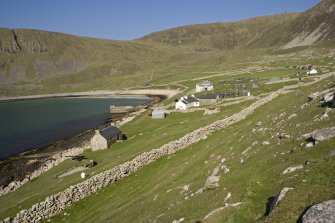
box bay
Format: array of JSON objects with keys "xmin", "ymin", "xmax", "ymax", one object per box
[{"xmin": 0, "ymin": 97, "xmax": 151, "ymax": 159}]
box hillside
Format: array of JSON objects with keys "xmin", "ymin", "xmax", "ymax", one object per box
[
  {"xmin": 0, "ymin": 28, "xmax": 171, "ymax": 95},
  {"xmin": 139, "ymin": 13, "xmax": 299, "ymax": 50},
  {"xmin": 0, "ymin": 0, "xmax": 335, "ymax": 221},
  {"xmin": 252, "ymin": 0, "xmax": 335, "ymax": 49},
  {"xmin": 1, "ymin": 0, "xmax": 335, "ymax": 96}
]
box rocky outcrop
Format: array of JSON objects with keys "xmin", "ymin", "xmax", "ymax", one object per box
[
  {"xmin": 312, "ymin": 127, "xmax": 335, "ymax": 141},
  {"xmin": 304, "ymin": 126, "xmax": 335, "ymax": 143},
  {"xmin": 204, "ymin": 176, "xmax": 220, "ymax": 190},
  {"xmin": 302, "ymin": 200, "xmax": 335, "ymax": 223},
  {"xmin": 282, "ymin": 165, "xmax": 304, "ymax": 174}
]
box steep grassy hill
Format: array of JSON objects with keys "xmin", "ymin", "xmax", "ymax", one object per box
[
  {"xmin": 0, "ymin": 0, "xmax": 335, "ymax": 97},
  {"xmin": 0, "ymin": 28, "xmax": 172, "ymax": 95},
  {"xmin": 139, "ymin": 14, "xmax": 299, "ymax": 50}
]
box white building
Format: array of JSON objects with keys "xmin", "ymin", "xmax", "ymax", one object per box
[
  {"xmin": 175, "ymin": 96, "xmax": 200, "ymax": 110},
  {"xmin": 196, "ymin": 80, "xmax": 213, "ymax": 92},
  {"xmin": 152, "ymin": 108, "xmax": 165, "ymax": 119},
  {"xmin": 307, "ymin": 68, "xmax": 318, "ymax": 75}
]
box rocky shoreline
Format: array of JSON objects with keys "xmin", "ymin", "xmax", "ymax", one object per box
[{"xmin": 0, "ymin": 94, "xmax": 165, "ymax": 195}]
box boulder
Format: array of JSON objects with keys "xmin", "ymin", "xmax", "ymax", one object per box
[
  {"xmin": 302, "ymin": 200, "xmax": 335, "ymax": 223},
  {"xmin": 204, "ymin": 176, "xmax": 220, "ymax": 189},
  {"xmin": 323, "ymin": 92, "xmax": 334, "ymax": 103},
  {"xmin": 308, "ymin": 92, "xmax": 319, "ymax": 101},
  {"xmin": 288, "ymin": 113, "xmax": 297, "ymax": 120},
  {"xmin": 312, "ymin": 127, "xmax": 335, "ymax": 141},
  {"xmin": 262, "ymin": 141, "xmax": 270, "ymax": 146}
]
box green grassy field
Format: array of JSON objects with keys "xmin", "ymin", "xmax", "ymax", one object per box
[
  {"xmin": 42, "ymin": 77, "xmax": 335, "ymax": 223},
  {"xmin": 0, "ymin": 99, "xmax": 254, "ymax": 220}
]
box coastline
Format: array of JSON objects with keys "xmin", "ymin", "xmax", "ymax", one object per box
[
  {"xmin": 0, "ymin": 89, "xmax": 180, "ymax": 102},
  {"xmin": 0, "ymin": 93, "xmax": 167, "ymax": 193}
]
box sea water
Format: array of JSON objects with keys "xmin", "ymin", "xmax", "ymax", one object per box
[{"xmin": 0, "ymin": 97, "xmax": 151, "ymax": 159}]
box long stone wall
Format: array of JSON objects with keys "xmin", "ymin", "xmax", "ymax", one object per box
[{"xmin": 2, "ymin": 73, "xmax": 333, "ymax": 223}]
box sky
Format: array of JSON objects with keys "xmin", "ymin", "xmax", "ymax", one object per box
[{"xmin": 0, "ymin": 0, "xmax": 320, "ymax": 40}]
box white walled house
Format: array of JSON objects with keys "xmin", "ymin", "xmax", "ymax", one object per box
[
  {"xmin": 175, "ymin": 96, "xmax": 200, "ymax": 110},
  {"xmin": 196, "ymin": 80, "xmax": 213, "ymax": 92}
]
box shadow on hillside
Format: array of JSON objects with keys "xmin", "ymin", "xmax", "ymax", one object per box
[{"xmin": 257, "ymin": 196, "xmax": 276, "ymax": 221}]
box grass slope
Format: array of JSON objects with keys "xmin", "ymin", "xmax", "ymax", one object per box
[
  {"xmin": 44, "ymin": 77, "xmax": 335, "ymax": 223},
  {"xmin": 0, "ymin": 99, "xmax": 254, "ymax": 220}
]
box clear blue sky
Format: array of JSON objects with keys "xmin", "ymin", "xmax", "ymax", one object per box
[{"xmin": 0, "ymin": 0, "xmax": 320, "ymax": 40}]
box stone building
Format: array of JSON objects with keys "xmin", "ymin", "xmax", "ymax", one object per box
[
  {"xmin": 90, "ymin": 125, "xmax": 123, "ymax": 151},
  {"xmin": 196, "ymin": 80, "xmax": 213, "ymax": 92},
  {"xmin": 175, "ymin": 95, "xmax": 200, "ymax": 110},
  {"xmin": 152, "ymin": 108, "xmax": 165, "ymax": 119},
  {"xmin": 197, "ymin": 93, "xmax": 221, "ymax": 106}
]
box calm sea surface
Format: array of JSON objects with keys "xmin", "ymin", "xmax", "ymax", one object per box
[{"xmin": 0, "ymin": 97, "xmax": 151, "ymax": 159}]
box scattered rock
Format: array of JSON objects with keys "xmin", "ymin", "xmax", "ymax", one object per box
[
  {"xmin": 279, "ymin": 133, "xmax": 291, "ymax": 140},
  {"xmin": 308, "ymin": 92, "xmax": 319, "ymax": 101},
  {"xmin": 204, "ymin": 176, "xmax": 220, "ymax": 189},
  {"xmin": 211, "ymin": 167, "xmax": 220, "ymax": 176},
  {"xmin": 323, "ymin": 92, "xmax": 334, "ymax": 103},
  {"xmin": 269, "ymin": 187, "xmax": 294, "ymax": 214},
  {"xmin": 203, "ymin": 202, "xmax": 242, "ymax": 220},
  {"xmin": 262, "ymin": 141, "xmax": 270, "ymax": 146},
  {"xmin": 283, "ymin": 165, "xmax": 304, "ymax": 174},
  {"xmin": 288, "ymin": 113, "xmax": 297, "ymax": 120},
  {"xmin": 172, "ymin": 217, "xmax": 185, "ymax": 223},
  {"xmin": 302, "ymin": 200, "xmax": 335, "ymax": 223}
]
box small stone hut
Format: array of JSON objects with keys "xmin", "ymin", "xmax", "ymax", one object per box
[
  {"xmin": 90, "ymin": 125, "xmax": 123, "ymax": 151},
  {"xmin": 197, "ymin": 93, "xmax": 221, "ymax": 106},
  {"xmin": 152, "ymin": 108, "xmax": 165, "ymax": 119}
]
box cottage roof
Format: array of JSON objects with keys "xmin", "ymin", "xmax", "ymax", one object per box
[
  {"xmin": 185, "ymin": 96, "xmax": 199, "ymax": 103},
  {"xmin": 218, "ymin": 92, "xmax": 236, "ymax": 96},
  {"xmin": 100, "ymin": 126, "xmax": 121, "ymax": 140},
  {"xmin": 196, "ymin": 80, "xmax": 213, "ymax": 87},
  {"xmin": 197, "ymin": 94, "xmax": 218, "ymax": 100},
  {"xmin": 181, "ymin": 100, "xmax": 189, "ymax": 105},
  {"xmin": 152, "ymin": 109, "xmax": 165, "ymax": 115}
]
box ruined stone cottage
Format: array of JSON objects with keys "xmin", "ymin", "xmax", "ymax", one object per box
[{"xmin": 90, "ymin": 124, "xmax": 123, "ymax": 151}]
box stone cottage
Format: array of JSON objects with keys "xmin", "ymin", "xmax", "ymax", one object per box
[
  {"xmin": 90, "ymin": 125, "xmax": 123, "ymax": 151},
  {"xmin": 197, "ymin": 93, "xmax": 221, "ymax": 106},
  {"xmin": 196, "ymin": 80, "xmax": 213, "ymax": 92},
  {"xmin": 152, "ymin": 108, "xmax": 165, "ymax": 119}
]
